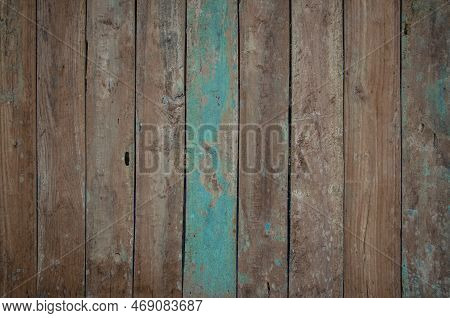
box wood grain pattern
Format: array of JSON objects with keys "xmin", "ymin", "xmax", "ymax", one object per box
[
  {"xmin": 85, "ymin": 0, "xmax": 135, "ymax": 297},
  {"xmin": 290, "ymin": 0, "xmax": 343, "ymax": 297},
  {"xmin": 344, "ymin": 0, "xmax": 401, "ymax": 297},
  {"xmin": 184, "ymin": 0, "xmax": 238, "ymax": 297},
  {"xmin": 401, "ymin": 0, "xmax": 449, "ymax": 297},
  {"xmin": 134, "ymin": 0, "xmax": 185, "ymax": 297},
  {"xmin": 1, "ymin": 0, "xmax": 448, "ymax": 298},
  {"xmin": 37, "ymin": 0, "xmax": 86, "ymax": 297},
  {"xmin": 238, "ymin": 0, "xmax": 289, "ymax": 298},
  {"xmin": 0, "ymin": 0, "xmax": 36, "ymax": 297}
]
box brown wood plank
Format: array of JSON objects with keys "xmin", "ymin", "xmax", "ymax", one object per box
[
  {"xmin": 238, "ymin": 0, "xmax": 289, "ymax": 298},
  {"xmin": 134, "ymin": 0, "xmax": 185, "ymax": 297},
  {"xmin": 85, "ymin": 0, "xmax": 135, "ymax": 297},
  {"xmin": 37, "ymin": 0, "xmax": 86, "ymax": 297},
  {"xmin": 290, "ymin": 0, "xmax": 344, "ymax": 297},
  {"xmin": 402, "ymin": 0, "xmax": 449, "ymax": 297},
  {"xmin": 344, "ymin": 0, "xmax": 401, "ymax": 297},
  {"xmin": 0, "ymin": 0, "xmax": 36, "ymax": 297}
]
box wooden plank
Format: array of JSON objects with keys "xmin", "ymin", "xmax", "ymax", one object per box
[
  {"xmin": 238, "ymin": 0, "xmax": 289, "ymax": 298},
  {"xmin": 290, "ymin": 0, "xmax": 344, "ymax": 297},
  {"xmin": 344, "ymin": 0, "xmax": 401, "ymax": 297},
  {"xmin": 402, "ymin": 0, "xmax": 449, "ymax": 297},
  {"xmin": 134, "ymin": 0, "xmax": 185, "ymax": 297},
  {"xmin": 37, "ymin": 0, "xmax": 86, "ymax": 297},
  {"xmin": 184, "ymin": 0, "xmax": 238, "ymax": 297},
  {"xmin": 0, "ymin": 0, "xmax": 36, "ymax": 297},
  {"xmin": 85, "ymin": 0, "xmax": 135, "ymax": 297}
]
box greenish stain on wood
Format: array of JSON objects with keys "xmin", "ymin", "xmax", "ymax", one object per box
[
  {"xmin": 426, "ymin": 66, "xmax": 448, "ymax": 134},
  {"xmin": 184, "ymin": 0, "xmax": 238, "ymax": 297},
  {"xmin": 402, "ymin": 0, "xmax": 449, "ymax": 297}
]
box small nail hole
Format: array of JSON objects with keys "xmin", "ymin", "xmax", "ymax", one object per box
[{"xmin": 124, "ymin": 152, "xmax": 130, "ymax": 166}]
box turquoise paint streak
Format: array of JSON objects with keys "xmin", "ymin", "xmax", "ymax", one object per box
[
  {"xmin": 426, "ymin": 66, "xmax": 448, "ymax": 135},
  {"xmin": 264, "ymin": 223, "xmax": 271, "ymax": 235},
  {"xmin": 184, "ymin": 0, "xmax": 238, "ymax": 297}
]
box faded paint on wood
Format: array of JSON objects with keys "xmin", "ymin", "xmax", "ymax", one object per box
[
  {"xmin": 37, "ymin": 0, "xmax": 86, "ymax": 297},
  {"xmin": 238, "ymin": 0, "xmax": 289, "ymax": 298},
  {"xmin": 0, "ymin": 0, "xmax": 36, "ymax": 297},
  {"xmin": 290, "ymin": 0, "xmax": 344, "ymax": 297},
  {"xmin": 401, "ymin": 0, "xmax": 449, "ymax": 297},
  {"xmin": 184, "ymin": 0, "xmax": 238, "ymax": 297},
  {"xmin": 86, "ymin": 0, "xmax": 135, "ymax": 297},
  {"xmin": 344, "ymin": 0, "xmax": 401, "ymax": 297},
  {"xmin": 135, "ymin": 0, "xmax": 185, "ymax": 297}
]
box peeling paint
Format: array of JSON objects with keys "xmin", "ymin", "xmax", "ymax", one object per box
[{"xmin": 184, "ymin": 0, "xmax": 238, "ymax": 297}]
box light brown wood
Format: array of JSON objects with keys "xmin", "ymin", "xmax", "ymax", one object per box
[
  {"xmin": 344, "ymin": 0, "xmax": 401, "ymax": 297},
  {"xmin": 85, "ymin": 0, "xmax": 135, "ymax": 297},
  {"xmin": 402, "ymin": 0, "xmax": 449, "ymax": 297},
  {"xmin": 0, "ymin": 0, "xmax": 36, "ymax": 297},
  {"xmin": 134, "ymin": 0, "xmax": 185, "ymax": 297},
  {"xmin": 290, "ymin": 0, "xmax": 344, "ymax": 297},
  {"xmin": 238, "ymin": 0, "xmax": 289, "ymax": 298},
  {"xmin": 37, "ymin": 0, "xmax": 86, "ymax": 297}
]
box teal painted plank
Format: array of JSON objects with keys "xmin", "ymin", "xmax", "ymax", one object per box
[
  {"xmin": 184, "ymin": 0, "xmax": 238, "ymax": 297},
  {"xmin": 401, "ymin": 0, "xmax": 449, "ymax": 297}
]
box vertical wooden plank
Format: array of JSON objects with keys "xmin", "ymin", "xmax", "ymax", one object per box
[
  {"xmin": 0, "ymin": 0, "xmax": 36, "ymax": 297},
  {"xmin": 184, "ymin": 0, "xmax": 238, "ymax": 297},
  {"xmin": 402, "ymin": 0, "xmax": 449, "ymax": 297},
  {"xmin": 238, "ymin": 0, "xmax": 289, "ymax": 297},
  {"xmin": 85, "ymin": 0, "xmax": 134, "ymax": 297},
  {"xmin": 37, "ymin": 0, "xmax": 85, "ymax": 297},
  {"xmin": 135, "ymin": 0, "xmax": 185, "ymax": 297},
  {"xmin": 344, "ymin": 0, "xmax": 401, "ymax": 297},
  {"xmin": 290, "ymin": 0, "xmax": 344, "ymax": 297}
]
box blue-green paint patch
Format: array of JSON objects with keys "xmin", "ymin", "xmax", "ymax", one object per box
[
  {"xmin": 406, "ymin": 208, "xmax": 418, "ymax": 218},
  {"xmin": 403, "ymin": 253, "xmax": 421, "ymax": 297},
  {"xmin": 238, "ymin": 272, "xmax": 251, "ymax": 285},
  {"xmin": 264, "ymin": 223, "xmax": 271, "ymax": 235},
  {"xmin": 184, "ymin": 0, "xmax": 238, "ymax": 298},
  {"xmin": 274, "ymin": 258, "xmax": 282, "ymax": 267},
  {"xmin": 402, "ymin": 253, "xmax": 411, "ymax": 297},
  {"xmin": 423, "ymin": 160, "xmax": 431, "ymax": 177},
  {"xmin": 416, "ymin": 72, "xmax": 423, "ymax": 83},
  {"xmin": 445, "ymin": 168, "xmax": 450, "ymax": 184},
  {"xmin": 426, "ymin": 66, "xmax": 448, "ymax": 134},
  {"xmin": 425, "ymin": 243, "xmax": 434, "ymax": 256},
  {"xmin": 431, "ymin": 284, "xmax": 443, "ymax": 298}
]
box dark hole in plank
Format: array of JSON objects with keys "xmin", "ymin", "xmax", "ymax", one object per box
[{"xmin": 124, "ymin": 151, "xmax": 130, "ymax": 166}]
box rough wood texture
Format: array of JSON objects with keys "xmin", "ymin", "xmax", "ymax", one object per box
[
  {"xmin": 86, "ymin": 0, "xmax": 134, "ymax": 297},
  {"xmin": 184, "ymin": 0, "xmax": 238, "ymax": 297},
  {"xmin": 401, "ymin": 0, "xmax": 449, "ymax": 297},
  {"xmin": 134, "ymin": 0, "xmax": 185, "ymax": 297},
  {"xmin": 37, "ymin": 0, "xmax": 86, "ymax": 297},
  {"xmin": 0, "ymin": 0, "xmax": 36, "ymax": 297},
  {"xmin": 238, "ymin": 0, "xmax": 289, "ymax": 298},
  {"xmin": 344, "ymin": 0, "xmax": 401, "ymax": 297},
  {"xmin": 290, "ymin": 0, "xmax": 343, "ymax": 297}
]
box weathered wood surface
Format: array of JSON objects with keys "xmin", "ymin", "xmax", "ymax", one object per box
[
  {"xmin": 401, "ymin": 0, "xmax": 449, "ymax": 297},
  {"xmin": 1, "ymin": 0, "xmax": 449, "ymax": 299},
  {"xmin": 184, "ymin": 0, "xmax": 238, "ymax": 297},
  {"xmin": 135, "ymin": 0, "xmax": 185, "ymax": 297},
  {"xmin": 0, "ymin": 0, "xmax": 36, "ymax": 297},
  {"xmin": 37, "ymin": 0, "xmax": 86, "ymax": 297},
  {"xmin": 290, "ymin": 0, "xmax": 343, "ymax": 297},
  {"xmin": 238, "ymin": 0, "xmax": 289, "ymax": 298},
  {"xmin": 344, "ymin": 0, "xmax": 401, "ymax": 297},
  {"xmin": 86, "ymin": 0, "xmax": 135, "ymax": 297}
]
